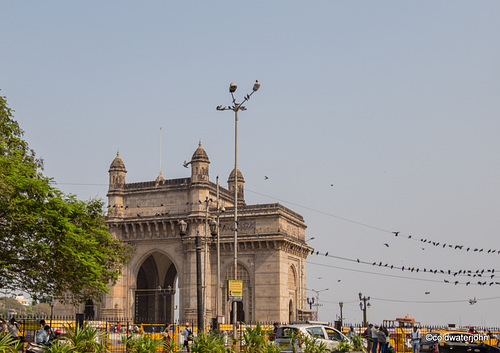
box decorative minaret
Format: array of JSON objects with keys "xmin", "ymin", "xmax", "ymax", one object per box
[
  {"xmin": 227, "ymin": 167, "xmax": 245, "ymax": 206},
  {"xmin": 188, "ymin": 142, "xmax": 211, "ymax": 212},
  {"xmin": 190, "ymin": 141, "xmax": 210, "ymax": 186},
  {"xmin": 107, "ymin": 152, "xmax": 127, "ymax": 218}
]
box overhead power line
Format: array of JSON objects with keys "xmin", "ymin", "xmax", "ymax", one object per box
[{"xmin": 308, "ymin": 260, "xmax": 499, "ymax": 287}]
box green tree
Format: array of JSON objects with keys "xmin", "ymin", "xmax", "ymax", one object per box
[
  {"xmin": 0, "ymin": 297, "xmax": 29, "ymax": 316},
  {"xmin": 0, "ymin": 92, "xmax": 132, "ymax": 305},
  {"xmin": 31, "ymin": 302, "xmax": 52, "ymax": 317}
]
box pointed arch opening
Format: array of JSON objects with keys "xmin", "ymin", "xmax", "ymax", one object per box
[
  {"xmin": 135, "ymin": 252, "xmax": 178, "ymax": 324},
  {"xmin": 84, "ymin": 299, "xmax": 95, "ymax": 320}
]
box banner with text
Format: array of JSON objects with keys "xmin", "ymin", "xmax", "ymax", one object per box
[{"xmin": 227, "ymin": 280, "xmax": 243, "ymax": 302}]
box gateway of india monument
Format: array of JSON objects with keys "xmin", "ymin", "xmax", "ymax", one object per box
[{"xmin": 58, "ymin": 142, "xmax": 313, "ymax": 325}]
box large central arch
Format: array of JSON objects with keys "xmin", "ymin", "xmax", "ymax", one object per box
[{"xmin": 135, "ymin": 252, "xmax": 178, "ymax": 324}]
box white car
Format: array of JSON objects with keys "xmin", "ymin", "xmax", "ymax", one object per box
[{"xmin": 275, "ymin": 323, "xmax": 349, "ymax": 352}]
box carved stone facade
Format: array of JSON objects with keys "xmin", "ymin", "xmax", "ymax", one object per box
[{"xmin": 58, "ymin": 143, "xmax": 312, "ymax": 324}]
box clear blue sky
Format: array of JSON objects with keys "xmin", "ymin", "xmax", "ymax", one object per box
[{"xmin": 2, "ymin": 1, "xmax": 500, "ymax": 326}]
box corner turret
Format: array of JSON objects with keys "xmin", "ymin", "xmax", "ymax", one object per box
[
  {"xmin": 228, "ymin": 167, "xmax": 245, "ymax": 206},
  {"xmin": 108, "ymin": 152, "xmax": 127, "ymax": 218},
  {"xmin": 190, "ymin": 142, "xmax": 210, "ymax": 186}
]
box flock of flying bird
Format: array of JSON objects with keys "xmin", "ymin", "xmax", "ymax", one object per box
[
  {"xmin": 310, "ymin": 230, "xmax": 499, "ymax": 288},
  {"xmin": 391, "ymin": 231, "xmax": 500, "ymax": 254}
]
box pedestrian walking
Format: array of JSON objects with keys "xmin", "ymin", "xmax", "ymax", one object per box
[{"xmin": 181, "ymin": 323, "xmax": 193, "ymax": 352}]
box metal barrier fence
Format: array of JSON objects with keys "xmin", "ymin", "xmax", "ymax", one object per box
[
  {"xmin": 2, "ymin": 316, "xmax": 499, "ymax": 353},
  {"xmin": 1, "ymin": 316, "xmax": 277, "ymax": 352}
]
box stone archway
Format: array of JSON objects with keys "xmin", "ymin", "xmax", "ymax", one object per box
[{"xmin": 135, "ymin": 252, "xmax": 178, "ymax": 324}]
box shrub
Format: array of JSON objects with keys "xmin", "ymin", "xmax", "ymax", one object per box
[
  {"xmin": 298, "ymin": 330, "xmax": 329, "ymax": 353},
  {"xmin": 241, "ymin": 324, "xmax": 281, "ymax": 353},
  {"xmin": 121, "ymin": 334, "xmax": 164, "ymax": 353},
  {"xmin": 336, "ymin": 340, "xmax": 353, "ymax": 352},
  {"xmin": 0, "ymin": 334, "xmax": 23, "ymax": 353},
  {"xmin": 64, "ymin": 322, "xmax": 108, "ymax": 353},
  {"xmin": 351, "ymin": 335, "xmax": 365, "ymax": 352},
  {"xmin": 191, "ymin": 332, "xmax": 231, "ymax": 353}
]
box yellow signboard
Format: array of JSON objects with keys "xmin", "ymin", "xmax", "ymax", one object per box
[{"xmin": 227, "ymin": 280, "xmax": 243, "ymax": 301}]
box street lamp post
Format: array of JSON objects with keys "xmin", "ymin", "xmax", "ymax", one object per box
[
  {"xmin": 307, "ymin": 297, "xmax": 315, "ymax": 310},
  {"xmin": 310, "ymin": 288, "xmax": 329, "ymax": 321},
  {"xmin": 339, "ymin": 302, "xmax": 344, "ymax": 325},
  {"xmin": 214, "ymin": 177, "xmax": 224, "ymax": 329},
  {"xmin": 49, "ymin": 297, "xmax": 54, "ymax": 329},
  {"xmin": 300, "ymin": 237, "xmax": 314, "ymax": 319},
  {"xmin": 208, "ymin": 218, "xmax": 218, "ymax": 328},
  {"xmin": 358, "ymin": 292, "xmax": 371, "ymax": 327},
  {"xmin": 158, "ymin": 286, "xmax": 175, "ymax": 324},
  {"xmin": 217, "ymin": 80, "xmax": 260, "ymax": 343},
  {"xmin": 179, "ymin": 220, "xmax": 204, "ymax": 332},
  {"xmin": 203, "ymin": 197, "xmax": 213, "ymax": 335},
  {"xmin": 162, "ymin": 290, "xmax": 167, "ymax": 324},
  {"xmin": 202, "ymin": 197, "xmax": 220, "ymax": 334}
]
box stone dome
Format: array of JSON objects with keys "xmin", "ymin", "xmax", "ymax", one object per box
[
  {"xmin": 191, "ymin": 141, "xmax": 210, "ymax": 163},
  {"xmin": 228, "ymin": 168, "xmax": 245, "ymax": 183},
  {"xmin": 109, "ymin": 152, "xmax": 127, "ymax": 172}
]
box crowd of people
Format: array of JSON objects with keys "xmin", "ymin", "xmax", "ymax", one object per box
[
  {"xmin": 0, "ymin": 318, "xmax": 62, "ymax": 348},
  {"xmin": 160, "ymin": 322, "xmax": 193, "ymax": 353},
  {"xmin": 362, "ymin": 323, "xmax": 406, "ymax": 353}
]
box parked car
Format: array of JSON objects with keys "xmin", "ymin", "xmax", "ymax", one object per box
[{"xmin": 275, "ymin": 323, "xmax": 349, "ymax": 352}]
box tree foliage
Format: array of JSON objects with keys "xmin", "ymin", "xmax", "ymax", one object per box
[{"xmin": 0, "ymin": 92, "xmax": 132, "ymax": 304}]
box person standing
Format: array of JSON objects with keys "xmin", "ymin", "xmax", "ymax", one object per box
[
  {"xmin": 162, "ymin": 323, "xmax": 172, "ymax": 352},
  {"xmin": 0, "ymin": 319, "xmax": 6, "ymax": 334},
  {"xmin": 269, "ymin": 322, "xmax": 280, "ymax": 341},
  {"xmin": 372, "ymin": 325, "xmax": 379, "ymax": 353},
  {"xmin": 363, "ymin": 324, "xmax": 374, "ymax": 353},
  {"xmin": 51, "ymin": 329, "xmax": 62, "ymax": 344},
  {"xmin": 347, "ymin": 326, "xmax": 357, "ymax": 339},
  {"xmin": 377, "ymin": 326, "xmax": 387, "ymax": 353},
  {"xmin": 181, "ymin": 323, "xmax": 192, "ymax": 352},
  {"xmin": 382, "ymin": 325, "xmax": 390, "ymax": 353},
  {"xmin": 410, "ymin": 327, "xmax": 422, "ymax": 353},
  {"xmin": 6, "ymin": 318, "xmax": 20, "ymax": 340},
  {"xmin": 35, "ymin": 325, "xmax": 51, "ymax": 347}
]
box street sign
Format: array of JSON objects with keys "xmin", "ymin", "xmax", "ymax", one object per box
[{"xmin": 227, "ymin": 280, "xmax": 243, "ymax": 302}]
